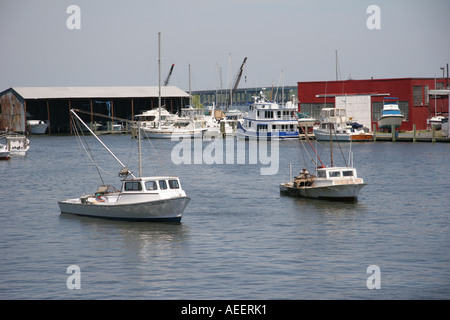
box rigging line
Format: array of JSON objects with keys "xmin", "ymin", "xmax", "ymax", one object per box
[
  {"xmin": 141, "ymin": 129, "xmax": 161, "ymax": 176},
  {"xmin": 332, "ymin": 127, "xmax": 348, "ymax": 167},
  {"xmin": 71, "ymin": 116, "xmax": 104, "ymax": 184},
  {"xmin": 292, "ymin": 111, "xmax": 324, "ymax": 168},
  {"xmin": 72, "ymin": 117, "xmax": 107, "ymax": 184},
  {"xmin": 71, "ymin": 116, "xmax": 115, "ymax": 181}
]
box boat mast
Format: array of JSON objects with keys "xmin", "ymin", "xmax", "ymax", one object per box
[
  {"xmin": 70, "ymin": 109, "xmax": 136, "ymax": 178},
  {"xmin": 329, "ymin": 123, "xmax": 334, "ymax": 167},
  {"xmin": 158, "ymin": 32, "xmax": 162, "ymax": 129},
  {"xmin": 138, "ymin": 119, "xmax": 142, "ymax": 177}
]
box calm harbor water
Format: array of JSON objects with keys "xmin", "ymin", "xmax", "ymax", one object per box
[{"xmin": 1, "ymin": 134, "xmax": 449, "ymax": 299}]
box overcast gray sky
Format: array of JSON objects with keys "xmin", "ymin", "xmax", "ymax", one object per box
[{"xmin": 1, "ymin": 0, "xmax": 449, "ymax": 93}]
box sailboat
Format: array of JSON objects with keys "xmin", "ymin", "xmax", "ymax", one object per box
[{"xmin": 280, "ymin": 124, "xmax": 366, "ymax": 200}]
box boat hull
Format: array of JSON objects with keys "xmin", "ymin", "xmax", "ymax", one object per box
[
  {"xmin": 377, "ymin": 115, "xmax": 403, "ymax": 130},
  {"xmin": 280, "ymin": 182, "xmax": 366, "ymax": 201},
  {"xmin": 142, "ymin": 128, "xmax": 206, "ymax": 139},
  {"xmin": 58, "ymin": 196, "xmax": 190, "ymax": 222},
  {"xmin": 313, "ymin": 128, "xmax": 372, "ymax": 142},
  {"xmin": 27, "ymin": 120, "xmax": 49, "ymax": 134},
  {"xmin": 236, "ymin": 122, "xmax": 298, "ymax": 140}
]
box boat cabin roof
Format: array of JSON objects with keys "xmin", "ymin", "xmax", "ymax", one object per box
[
  {"xmin": 316, "ymin": 167, "xmax": 357, "ymax": 178},
  {"xmin": 122, "ymin": 176, "xmax": 180, "ymax": 182}
]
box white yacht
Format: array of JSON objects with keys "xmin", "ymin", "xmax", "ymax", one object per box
[
  {"xmin": 236, "ymin": 91, "xmax": 300, "ymax": 140},
  {"xmin": 141, "ymin": 107, "xmax": 207, "ymax": 139},
  {"xmin": 377, "ymin": 97, "xmax": 404, "ymax": 131},
  {"xmin": 134, "ymin": 107, "xmax": 178, "ymax": 130}
]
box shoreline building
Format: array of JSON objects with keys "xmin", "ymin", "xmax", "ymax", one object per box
[
  {"xmin": 0, "ymin": 86, "xmax": 190, "ymax": 133},
  {"xmin": 297, "ymin": 78, "xmax": 449, "ymax": 131}
]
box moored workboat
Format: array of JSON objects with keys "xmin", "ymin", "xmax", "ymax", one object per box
[
  {"xmin": 280, "ymin": 125, "xmax": 366, "ymax": 200},
  {"xmin": 1, "ymin": 133, "xmax": 30, "ymax": 156},
  {"xmin": 58, "ymin": 109, "xmax": 190, "ymax": 221},
  {"xmin": 58, "ymin": 34, "xmax": 191, "ymax": 222}
]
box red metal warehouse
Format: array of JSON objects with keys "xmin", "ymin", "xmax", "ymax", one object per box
[{"xmin": 297, "ymin": 78, "xmax": 449, "ymax": 131}]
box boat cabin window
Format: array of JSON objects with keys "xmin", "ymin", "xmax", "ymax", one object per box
[
  {"xmin": 329, "ymin": 171, "xmax": 341, "ymax": 177},
  {"xmin": 124, "ymin": 181, "xmax": 142, "ymax": 191},
  {"xmin": 169, "ymin": 180, "xmax": 180, "ymax": 189},
  {"xmin": 159, "ymin": 180, "xmax": 168, "ymax": 190},
  {"xmin": 343, "ymin": 170, "xmax": 354, "ymax": 177},
  {"xmin": 257, "ymin": 124, "xmax": 268, "ymax": 132},
  {"xmin": 317, "ymin": 170, "xmax": 327, "ymax": 178},
  {"xmin": 145, "ymin": 181, "xmax": 158, "ymax": 191}
]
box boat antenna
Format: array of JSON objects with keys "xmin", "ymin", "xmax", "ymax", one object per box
[{"xmin": 70, "ymin": 109, "xmax": 136, "ymax": 178}]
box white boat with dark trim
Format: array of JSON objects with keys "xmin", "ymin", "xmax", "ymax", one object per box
[
  {"xmin": 58, "ymin": 109, "xmax": 190, "ymax": 222},
  {"xmin": 313, "ymin": 108, "xmax": 373, "ymax": 141},
  {"xmin": 280, "ymin": 166, "xmax": 366, "ymax": 200},
  {"xmin": 377, "ymin": 97, "xmax": 404, "ymax": 130},
  {"xmin": 280, "ymin": 126, "xmax": 366, "ymax": 200},
  {"xmin": 1, "ymin": 133, "xmax": 30, "ymax": 156},
  {"xmin": 237, "ymin": 91, "xmax": 300, "ymax": 140},
  {"xmin": 141, "ymin": 108, "xmax": 207, "ymax": 139}
]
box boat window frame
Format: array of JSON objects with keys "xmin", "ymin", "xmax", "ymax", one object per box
[
  {"xmin": 124, "ymin": 181, "xmax": 143, "ymax": 192},
  {"xmin": 159, "ymin": 180, "xmax": 168, "ymax": 190},
  {"xmin": 342, "ymin": 170, "xmax": 354, "ymax": 177},
  {"xmin": 329, "ymin": 171, "xmax": 341, "ymax": 177},
  {"xmin": 145, "ymin": 181, "xmax": 158, "ymax": 191},
  {"xmin": 317, "ymin": 170, "xmax": 327, "ymax": 178},
  {"xmin": 168, "ymin": 179, "xmax": 180, "ymax": 189}
]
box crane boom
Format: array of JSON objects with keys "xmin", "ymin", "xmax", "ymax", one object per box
[
  {"xmin": 227, "ymin": 57, "xmax": 247, "ymax": 107},
  {"xmin": 164, "ymin": 64, "xmax": 175, "ymax": 86}
]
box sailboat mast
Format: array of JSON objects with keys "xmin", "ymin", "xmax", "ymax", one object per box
[{"xmin": 158, "ymin": 32, "xmax": 161, "ymax": 129}]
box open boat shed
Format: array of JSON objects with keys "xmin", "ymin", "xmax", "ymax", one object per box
[{"xmin": 0, "ymin": 86, "xmax": 190, "ymax": 133}]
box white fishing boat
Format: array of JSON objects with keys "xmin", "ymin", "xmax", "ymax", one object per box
[
  {"xmin": 313, "ymin": 108, "xmax": 373, "ymax": 141},
  {"xmin": 236, "ymin": 91, "xmax": 300, "ymax": 140},
  {"xmin": 280, "ymin": 126, "xmax": 366, "ymax": 200},
  {"xmin": 377, "ymin": 97, "xmax": 404, "ymax": 131},
  {"xmin": 1, "ymin": 133, "xmax": 30, "ymax": 156},
  {"xmin": 27, "ymin": 120, "xmax": 49, "ymax": 134},
  {"xmin": 280, "ymin": 166, "xmax": 366, "ymax": 200},
  {"xmin": 58, "ymin": 109, "xmax": 190, "ymax": 222},
  {"xmin": 0, "ymin": 144, "xmax": 10, "ymax": 160}
]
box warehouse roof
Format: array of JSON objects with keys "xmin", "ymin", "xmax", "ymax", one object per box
[{"xmin": 3, "ymin": 86, "xmax": 189, "ymax": 100}]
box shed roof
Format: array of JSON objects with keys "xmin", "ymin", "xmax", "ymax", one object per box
[{"xmin": 5, "ymin": 86, "xmax": 189, "ymax": 100}]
